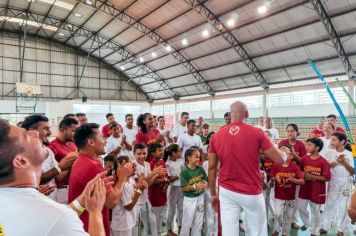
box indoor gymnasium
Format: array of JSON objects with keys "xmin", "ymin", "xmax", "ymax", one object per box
[{"xmin": 1, "ymin": 0, "xmax": 356, "ymax": 236}]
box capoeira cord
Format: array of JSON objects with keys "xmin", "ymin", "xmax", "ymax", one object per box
[
  {"xmin": 336, "ymin": 78, "xmax": 356, "ymax": 110},
  {"xmin": 307, "ymin": 59, "xmax": 356, "ymax": 180}
]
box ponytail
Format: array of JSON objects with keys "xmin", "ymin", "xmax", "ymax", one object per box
[
  {"xmin": 164, "ymin": 144, "xmax": 180, "ymax": 162},
  {"xmin": 137, "ymin": 113, "xmax": 150, "ymax": 133}
]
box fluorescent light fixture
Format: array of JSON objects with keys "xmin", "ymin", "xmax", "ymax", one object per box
[
  {"xmin": 84, "ymin": 0, "xmax": 93, "ymax": 5},
  {"xmin": 34, "ymin": 0, "xmax": 74, "ymax": 10},
  {"xmin": 0, "ymin": 16, "xmax": 58, "ymax": 31},
  {"xmin": 258, "ymin": 5, "xmax": 267, "ymax": 14},
  {"xmin": 227, "ymin": 18, "xmax": 235, "ymax": 27},
  {"xmin": 74, "ymin": 12, "xmax": 83, "ymax": 18},
  {"xmin": 58, "ymin": 32, "xmax": 65, "ymax": 36},
  {"xmin": 139, "ymin": 57, "xmax": 144, "ymax": 63},
  {"xmin": 182, "ymin": 38, "xmax": 188, "ymax": 46},
  {"xmin": 120, "ymin": 66, "xmax": 125, "ymax": 70},
  {"xmin": 202, "ymin": 29, "xmax": 209, "ymax": 37},
  {"xmin": 151, "ymin": 52, "xmax": 157, "ymax": 58},
  {"xmin": 165, "ymin": 45, "xmax": 172, "ymax": 52}
]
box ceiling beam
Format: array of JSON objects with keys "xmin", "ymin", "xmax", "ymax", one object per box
[
  {"xmin": 0, "ymin": 7, "xmax": 154, "ymax": 101},
  {"xmin": 309, "ymin": 0, "xmax": 355, "ymax": 79},
  {"xmin": 183, "ymin": 0, "xmax": 268, "ymax": 88},
  {"xmin": 85, "ymin": 0, "xmax": 215, "ymax": 96}
]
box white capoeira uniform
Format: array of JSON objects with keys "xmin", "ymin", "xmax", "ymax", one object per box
[
  {"xmin": 134, "ymin": 160, "xmax": 158, "ymax": 236},
  {"xmin": 203, "ymin": 161, "xmax": 218, "ymax": 236},
  {"xmin": 297, "ymin": 198, "xmax": 322, "ymax": 235},
  {"xmin": 321, "ymin": 149, "xmax": 353, "ymax": 232},
  {"xmin": 166, "ymin": 157, "xmax": 184, "ymax": 231},
  {"xmin": 181, "ymin": 194, "xmax": 205, "ymax": 236},
  {"xmin": 274, "ymin": 198, "xmax": 295, "ymax": 235}
]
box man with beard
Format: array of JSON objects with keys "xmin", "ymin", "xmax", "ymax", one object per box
[
  {"xmin": 48, "ymin": 117, "xmax": 79, "ymax": 203},
  {"xmin": 0, "ymin": 119, "xmax": 107, "ymax": 236},
  {"xmin": 21, "ymin": 114, "xmax": 76, "ymax": 200},
  {"xmin": 69, "ymin": 123, "xmax": 134, "ymax": 236}
]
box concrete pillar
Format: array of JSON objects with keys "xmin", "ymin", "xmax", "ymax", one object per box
[{"xmin": 263, "ymin": 90, "xmax": 268, "ymax": 117}]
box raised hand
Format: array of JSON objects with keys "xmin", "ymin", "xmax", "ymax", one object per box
[
  {"xmin": 39, "ymin": 184, "xmax": 55, "ymax": 196},
  {"xmin": 58, "ymin": 151, "xmax": 78, "ymax": 170},
  {"xmin": 85, "ymin": 178, "xmax": 106, "ymax": 214},
  {"xmin": 116, "ymin": 161, "xmax": 134, "ymax": 180}
]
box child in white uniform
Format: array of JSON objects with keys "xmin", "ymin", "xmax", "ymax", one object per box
[
  {"xmin": 165, "ymin": 144, "xmax": 184, "ymax": 236},
  {"xmin": 111, "ymin": 156, "xmax": 148, "ymax": 236},
  {"xmin": 133, "ymin": 144, "xmax": 165, "ymax": 236},
  {"xmin": 321, "ymin": 132, "xmax": 354, "ymax": 235}
]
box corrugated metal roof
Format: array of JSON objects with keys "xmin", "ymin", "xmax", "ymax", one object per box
[{"xmin": 1, "ymin": 0, "xmax": 355, "ymax": 100}]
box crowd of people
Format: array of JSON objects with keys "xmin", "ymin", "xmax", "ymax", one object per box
[{"xmin": 1, "ymin": 102, "xmax": 356, "ymax": 236}]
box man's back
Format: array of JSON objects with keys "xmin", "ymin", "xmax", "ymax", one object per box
[
  {"xmin": 0, "ymin": 188, "xmax": 87, "ymax": 236},
  {"xmin": 209, "ymin": 122, "xmax": 273, "ymax": 195}
]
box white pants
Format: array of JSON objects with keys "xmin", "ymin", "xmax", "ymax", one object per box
[
  {"xmin": 181, "ymin": 194, "xmax": 205, "ymax": 236},
  {"xmin": 297, "ymin": 198, "xmax": 322, "ymax": 235},
  {"xmin": 111, "ymin": 228, "xmax": 133, "ymax": 236},
  {"xmin": 56, "ymin": 187, "xmax": 68, "ymax": 204},
  {"xmin": 137, "ymin": 202, "xmax": 158, "ymax": 236},
  {"xmin": 265, "ymin": 183, "xmax": 275, "ymax": 220},
  {"xmin": 152, "ymin": 206, "xmax": 165, "ymax": 235},
  {"xmin": 219, "ymin": 186, "xmax": 267, "ymax": 236},
  {"xmin": 321, "ymin": 178, "xmax": 352, "ymax": 232},
  {"xmin": 292, "ymin": 186, "xmax": 300, "ymax": 224},
  {"xmin": 273, "ymin": 198, "xmax": 295, "ymax": 235},
  {"xmin": 166, "ymin": 185, "xmax": 183, "ymax": 230},
  {"xmin": 204, "ymin": 188, "xmax": 218, "ymax": 236}
]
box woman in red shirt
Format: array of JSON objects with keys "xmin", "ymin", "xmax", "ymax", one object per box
[
  {"xmin": 279, "ymin": 123, "xmax": 307, "ymax": 165},
  {"xmin": 135, "ymin": 113, "xmax": 163, "ymax": 162}
]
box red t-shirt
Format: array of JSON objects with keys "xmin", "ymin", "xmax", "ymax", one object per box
[
  {"xmin": 336, "ymin": 126, "xmax": 346, "ymax": 133},
  {"xmin": 278, "ymin": 139, "xmax": 307, "ymax": 164},
  {"xmin": 148, "ymin": 159, "xmax": 168, "ymax": 207},
  {"xmin": 269, "ymin": 163, "xmax": 304, "ymax": 200},
  {"xmin": 68, "ymin": 153, "xmax": 110, "ymax": 236},
  {"xmin": 298, "ymin": 155, "xmax": 331, "ymax": 204},
  {"xmin": 48, "ymin": 138, "xmax": 77, "ymax": 185},
  {"xmin": 263, "ymin": 157, "xmax": 274, "ymax": 182},
  {"xmin": 309, "ymin": 128, "xmax": 325, "ymax": 138},
  {"xmin": 136, "ymin": 128, "xmax": 160, "ymax": 162},
  {"xmin": 209, "ymin": 122, "xmax": 274, "ymax": 195},
  {"xmin": 102, "ymin": 124, "xmax": 110, "ymax": 138}
]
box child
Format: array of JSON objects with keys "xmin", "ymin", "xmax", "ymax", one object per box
[
  {"xmin": 321, "ymin": 132, "xmax": 354, "ymax": 235},
  {"xmin": 270, "ymin": 145, "xmax": 304, "ymax": 236},
  {"xmin": 203, "ymin": 149, "xmax": 218, "ymax": 236},
  {"xmin": 297, "ymin": 138, "xmax": 331, "ymax": 236},
  {"xmin": 111, "ymin": 156, "xmax": 148, "ymax": 236},
  {"xmin": 148, "ymin": 143, "xmax": 170, "ymax": 236},
  {"xmin": 180, "ymin": 147, "xmax": 208, "ymax": 236},
  {"xmin": 133, "ymin": 143, "xmax": 165, "ymax": 236},
  {"xmin": 165, "ymin": 144, "xmax": 184, "ymax": 236}
]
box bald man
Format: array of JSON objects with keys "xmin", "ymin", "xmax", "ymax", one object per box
[{"xmin": 208, "ymin": 101, "xmax": 288, "ymax": 236}]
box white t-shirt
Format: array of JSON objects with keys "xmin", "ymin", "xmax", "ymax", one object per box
[
  {"xmin": 166, "ymin": 158, "xmax": 185, "ymax": 186},
  {"xmin": 325, "ymin": 149, "xmax": 354, "ymax": 179},
  {"xmin": 320, "ymin": 136, "xmax": 332, "ymax": 158},
  {"xmin": 123, "ymin": 126, "xmax": 138, "ymax": 145},
  {"xmin": 106, "ymin": 135, "xmax": 132, "ymax": 158},
  {"xmin": 41, "ymin": 148, "xmax": 58, "ymax": 200},
  {"xmin": 111, "ymin": 178, "xmax": 136, "ymax": 231},
  {"xmin": 134, "ymin": 160, "xmax": 151, "ymax": 205},
  {"xmin": 265, "ymin": 127, "xmax": 279, "ymax": 141},
  {"xmin": 0, "ymin": 188, "xmax": 88, "ymax": 236},
  {"xmin": 177, "ymin": 133, "xmax": 203, "ymax": 157},
  {"xmin": 171, "ymin": 123, "xmax": 187, "ymax": 139}
]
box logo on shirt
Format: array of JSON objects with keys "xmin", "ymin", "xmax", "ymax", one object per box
[{"xmin": 229, "ymin": 126, "xmax": 240, "ymax": 136}]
